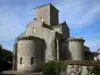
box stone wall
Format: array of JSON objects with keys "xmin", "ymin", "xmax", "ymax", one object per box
[
  {"xmin": 61, "ymin": 65, "xmax": 93, "ymax": 75},
  {"xmin": 34, "ymin": 4, "xmax": 50, "ymax": 26},
  {"xmin": 12, "ymin": 43, "xmax": 17, "ymax": 70},
  {"xmin": 50, "ymin": 4, "xmax": 59, "ymax": 26},
  {"xmin": 43, "ymin": 28, "xmax": 56, "ymax": 62},
  {"xmin": 61, "ymin": 41, "xmax": 69, "ymax": 60},
  {"xmin": 61, "ymin": 60, "xmax": 100, "ymax": 75},
  {"xmin": 61, "ymin": 21, "xmax": 70, "ymax": 39},
  {"xmin": 17, "ymin": 36, "xmax": 45, "ymax": 72},
  {"xmin": 68, "ymin": 38, "xmax": 85, "ymax": 60},
  {"xmin": 34, "ymin": 3, "xmax": 59, "ymax": 26},
  {"xmin": 26, "ymin": 20, "xmax": 44, "ymax": 38}
]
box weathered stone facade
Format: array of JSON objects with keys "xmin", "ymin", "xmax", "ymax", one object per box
[
  {"xmin": 61, "ymin": 65, "xmax": 92, "ymax": 75},
  {"xmin": 12, "ymin": 3, "xmax": 93, "ymax": 72},
  {"xmin": 17, "ymin": 36, "xmax": 45, "ymax": 72},
  {"xmin": 67, "ymin": 38, "xmax": 85, "ymax": 60},
  {"xmin": 34, "ymin": 3, "xmax": 59, "ymax": 26}
]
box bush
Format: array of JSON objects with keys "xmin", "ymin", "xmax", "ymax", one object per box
[
  {"xmin": 87, "ymin": 65, "xmax": 100, "ymax": 75},
  {"xmin": 43, "ymin": 61, "xmax": 66, "ymax": 75}
]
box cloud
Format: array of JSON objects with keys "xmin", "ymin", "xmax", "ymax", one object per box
[
  {"xmin": 85, "ymin": 39, "xmax": 100, "ymax": 52},
  {"xmin": 0, "ymin": 11, "xmax": 24, "ymax": 41},
  {"xmin": 0, "ymin": 40, "xmax": 14, "ymax": 52},
  {"xmin": 78, "ymin": 3, "xmax": 100, "ymax": 25},
  {"xmin": 54, "ymin": 0, "xmax": 100, "ymax": 29},
  {"xmin": 0, "ymin": 11, "xmax": 23, "ymax": 51},
  {"xmin": 82, "ymin": 31, "xmax": 100, "ymax": 52},
  {"xmin": 0, "ymin": 3, "xmax": 33, "ymax": 50}
]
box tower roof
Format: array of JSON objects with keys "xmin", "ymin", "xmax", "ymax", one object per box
[{"xmin": 34, "ymin": 3, "xmax": 59, "ymax": 12}]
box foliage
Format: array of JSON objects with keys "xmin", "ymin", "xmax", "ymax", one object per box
[
  {"xmin": 43, "ymin": 60, "xmax": 67, "ymax": 75},
  {"xmin": 0, "ymin": 48, "xmax": 12, "ymax": 63},
  {"xmin": 87, "ymin": 65, "xmax": 100, "ymax": 75},
  {"xmin": 0, "ymin": 44, "xmax": 2, "ymax": 50},
  {"xmin": 0, "ymin": 44, "xmax": 12, "ymax": 71}
]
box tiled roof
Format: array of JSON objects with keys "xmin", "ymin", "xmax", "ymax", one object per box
[{"xmin": 64, "ymin": 60, "xmax": 100, "ymax": 66}]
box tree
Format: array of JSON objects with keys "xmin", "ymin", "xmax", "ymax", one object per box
[
  {"xmin": 0, "ymin": 44, "xmax": 12, "ymax": 71},
  {"xmin": 0, "ymin": 44, "xmax": 2, "ymax": 50}
]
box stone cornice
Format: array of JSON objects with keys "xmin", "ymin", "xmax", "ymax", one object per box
[
  {"xmin": 34, "ymin": 3, "xmax": 59, "ymax": 12},
  {"xmin": 17, "ymin": 36, "xmax": 44, "ymax": 41},
  {"xmin": 67, "ymin": 38, "xmax": 85, "ymax": 43}
]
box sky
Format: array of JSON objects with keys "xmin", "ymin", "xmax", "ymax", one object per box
[{"xmin": 0, "ymin": 0, "xmax": 100, "ymax": 52}]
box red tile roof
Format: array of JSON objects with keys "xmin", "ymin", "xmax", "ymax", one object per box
[{"xmin": 64, "ymin": 60, "xmax": 100, "ymax": 66}]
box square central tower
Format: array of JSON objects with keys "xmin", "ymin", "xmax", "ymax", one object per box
[{"xmin": 34, "ymin": 3, "xmax": 59, "ymax": 26}]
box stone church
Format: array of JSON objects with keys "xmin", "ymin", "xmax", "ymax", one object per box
[{"xmin": 12, "ymin": 3, "xmax": 93, "ymax": 72}]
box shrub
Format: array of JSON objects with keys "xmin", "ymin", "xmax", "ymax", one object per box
[
  {"xmin": 87, "ymin": 65, "xmax": 100, "ymax": 75},
  {"xmin": 43, "ymin": 61, "xmax": 66, "ymax": 75}
]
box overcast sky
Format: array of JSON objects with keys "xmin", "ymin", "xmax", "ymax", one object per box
[{"xmin": 0, "ymin": 0, "xmax": 100, "ymax": 52}]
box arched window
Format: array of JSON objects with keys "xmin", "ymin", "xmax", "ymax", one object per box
[
  {"xmin": 31, "ymin": 57, "xmax": 34, "ymax": 65},
  {"xmin": 20, "ymin": 57, "xmax": 23, "ymax": 64}
]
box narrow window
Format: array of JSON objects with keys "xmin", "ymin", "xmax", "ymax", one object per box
[
  {"xmin": 31, "ymin": 57, "xmax": 34, "ymax": 65},
  {"xmin": 41, "ymin": 17, "xmax": 43, "ymax": 22},
  {"xmin": 32, "ymin": 27, "xmax": 35, "ymax": 34},
  {"xmin": 20, "ymin": 57, "xmax": 23, "ymax": 64}
]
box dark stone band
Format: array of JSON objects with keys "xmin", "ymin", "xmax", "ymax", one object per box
[
  {"xmin": 67, "ymin": 38, "xmax": 85, "ymax": 42},
  {"xmin": 17, "ymin": 36, "xmax": 44, "ymax": 41}
]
